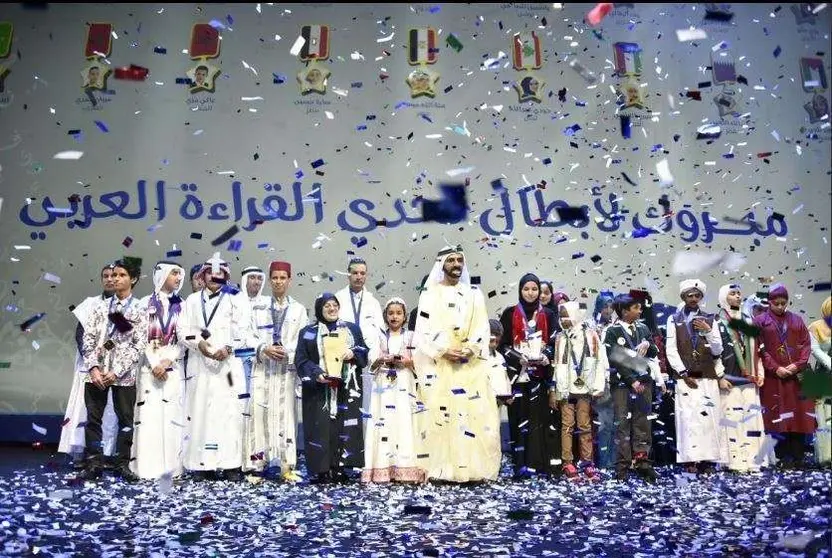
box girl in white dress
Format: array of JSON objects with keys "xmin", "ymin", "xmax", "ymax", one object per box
[{"xmin": 362, "ymin": 298, "xmax": 427, "ymax": 483}]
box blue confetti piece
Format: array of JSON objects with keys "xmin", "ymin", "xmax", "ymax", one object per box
[
  {"xmin": 620, "ymin": 116, "xmax": 632, "ymax": 139},
  {"xmin": 420, "ymin": 113, "xmax": 433, "ymax": 123},
  {"xmin": 366, "ymin": 114, "xmax": 376, "ymax": 120},
  {"xmin": 227, "ymin": 239, "xmax": 242, "ymax": 252},
  {"xmin": 773, "ymin": 45, "xmax": 781, "ymax": 58},
  {"xmin": 351, "ymin": 236, "xmax": 368, "ymax": 248},
  {"xmin": 226, "ymin": 14, "xmax": 234, "ymax": 25},
  {"xmin": 234, "ymin": 347, "xmax": 256, "ymax": 358},
  {"xmin": 632, "ymin": 227, "xmax": 653, "ymax": 238},
  {"xmin": 563, "ymin": 124, "xmax": 582, "ymax": 136},
  {"xmin": 451, "ymin": 388, "xmax": 467, "ymax": 395},
  {"xmin": 311, "ymin": 158, "xmax": 325, "ymax": 169},
  {"xmin": 394, "ymin": 101, "xmax": 408, "ymax": 110},
  {"xmin": 153, "ymin": 46, "xmax": 167, "ymax": 54},
  {"xmin": 295, "ymin": 170, "xmax": 304, "ymax": 179},
  {"xmin": 209, "ymin": 19, "xmax": 226, "ymax": 29},
  {"xmin": 575, "ymin": 100, "xmax": 586, "ymax": 107},
  {"xmin": 429, "ymin": 5, "xmax": 441, "ymax": 13},
  {"xmin": 256, "ymin": 243, "xmax": 269, "ymax": 249},
  {"xmin": 491, "ymin": 178, "xmax": 507, "ymax": 192},
  {"xmin": 356, "ymin": 125, "xmax": 367, "ymax": 131},
  {"xmin": 571, "ymin": 252, "xmax": 585, "ymax": 260},
  {"xmin": 542, "ymin": 157, "xmax": 552, "ymax": 165},
  {"xmin": 722, "ymin": 153, "xmax": 735, "ymax": 159},
  {"xmin": 272, "ymin": 73, "xmax": 285, "ymax": 84},
  {"xmin": 176, "ymin": 77, "xmax": 193, "ymax": 85},
  {"xmin": 350, "ymin": 81, "xmax": 363, "ymax": 88},
  {"xmin": 651, "ymin": 144, "xmax": 663, "ymax": 152},
  {"xmin": 166, "ymin": 249, "xmax": 182, "ymax": 258},
  {"xmin": 94, "ymin": 120, "xmax": 109, "ymax": 133}
]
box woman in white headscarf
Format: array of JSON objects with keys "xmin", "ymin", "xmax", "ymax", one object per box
[
  {"xmin": 715, "ymin": 284, "xmax": 769, "ymax": 472},
  {"xmin": 362, "ymin": 297, "xmax": 426, "ymax": 483},
  {"xmin": 131, "ymin": 261, "xmax": 186, "ymax": 479}
]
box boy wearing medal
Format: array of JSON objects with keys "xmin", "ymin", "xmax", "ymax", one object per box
[
  {"xmin": 753, "ymin": 284, "xmax": 815, "ymax": 468},
  {"xmin": 552, "ymin": 301, "xmax": 608, "ymax": 481},
  {"xmin": 665, "ymin": 279, "xmax": 731, "ymax": 475},
  {"xmin": 605, "ymin": 293, "xmax": 663, "ymax": 482},
  {"xmin": 80, "ymin": 259, "xmax": 148, "ymax": 481},
  {"xmin": 131, "ymin": 261, "xmax": 186, "ymax": 479}
]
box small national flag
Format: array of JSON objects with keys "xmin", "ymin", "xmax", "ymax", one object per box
[
  {"xmin": 613, "ymin": 42, "xmax": 642, "ymax": 76},
  {"xmin": 300, "ymin": 25, "xmax": 330, "ymax": 61},
  {"xmin": 512, "ymin": 32, "xmax": 542, "ymax": 70},
  {"xmin": 408, "ymin": 28, "xmax": 437, "ymax": 64}
]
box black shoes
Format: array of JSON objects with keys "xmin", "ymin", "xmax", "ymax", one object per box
[
  {"xmin": 224, "ymin": 468, "xmax": 243, "ymax": 482},
  {"xmin": 78, "ymin": 466, "xmax": 103, "ymax": 481},
  {"xmin": 634, "ymin": 461, "xmax": 658, "ymax": 483},
  {"xmin": 117, "ymin": 465, "xmax": 139, "ymax": 483},
  {"xmin": 615, "ymin": 469, "xmax": 629, "ymax": 482}
]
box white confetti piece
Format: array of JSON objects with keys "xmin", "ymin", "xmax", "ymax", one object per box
[
  {"xmin": 350, "ymin": 51, "xmax": 365, "ymax": 61},
  {"xmin": 324, "ymin": 111, "xmax": 334, "ymax": 120},
  {"xmin": 52, "ymin": 151, "xmax": 84, "ymax": 160},
  {"xmin": 32, "ymin": 341, "xmax": 40, "ymax": 350},
  {"xmin": 32, "ymin": 423, "xmax": 47, "ymax": 435},
  {"xmin": 41, "ymin": 272, "xmax": 61, "ymax": 284},
  {"xmin": 376, "ymin": 32, "xmax": 395, "ymax": 43},
  {"xmin": 656, "ymin": 159, "xmax": 674, "ymax": 185},
  {"xmin": 425, "ymin": 134, "xmax": 443, "ymax": 139},
  {"xmin": 445, "ymin": 166, "xmax": 475, "ymax": 177},
  {"xmin": 289, "ymin": 36, "xmax": 306, "ymax": 56},
  {"xmin": 676, "ymin": 28, "xmax": 707, "ymax": 42}
]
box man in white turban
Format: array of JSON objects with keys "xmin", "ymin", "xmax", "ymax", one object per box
[
  {"xmin": 412, "ymin": 246, "xmax": 502, "ymax": 482},
  {"xmin": 665, "ymin": 279, "xmax": 730, "ymax": 475}
]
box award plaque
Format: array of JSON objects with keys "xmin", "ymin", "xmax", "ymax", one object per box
[{"xmin": 323, "ymin": 330, "xmax": 347, "ymax": 381}]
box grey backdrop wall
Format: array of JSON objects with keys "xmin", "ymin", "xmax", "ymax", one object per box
[{"xmin": 0, "ymin": 2, "xmax": 830, "ymax": 416}]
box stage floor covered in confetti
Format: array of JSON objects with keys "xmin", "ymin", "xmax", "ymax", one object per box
[{"xmin": 0, "ymin": 449, "xmax": 830, "ymax": 557}]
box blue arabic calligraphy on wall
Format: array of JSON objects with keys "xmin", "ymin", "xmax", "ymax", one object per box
[{"xmin": 18, "ymin": 180, "xmax": 788, "ymax": 243}]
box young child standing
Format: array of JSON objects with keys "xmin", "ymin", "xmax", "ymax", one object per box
[
  {"xmin": 605, "ymin": 293, "xmax": 664, "ymax": 482},
  {"xmin": 487, "ymin": 319, "xmax": 513, "ymax": 403},
  {"xmin": 552, "ymin": 301, "xmax": 608, "ymax": 481}
]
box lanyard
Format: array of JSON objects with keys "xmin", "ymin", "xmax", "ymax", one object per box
[
  {"xmin": 201, "ymin": 290, "xmax": 226, "ymax": 329},
  {"xmin": 108, "ymin": 295, "xmax": 133, "ymax": 337},
  {"xmin": 153, "ymin": 294, "xmax": 177, "ymax": 339},
  {"xmin": 566, "ymin": 331, "xmax": 589, "ymax": 377},
  {"xmin": 522, "ymin": 305, "xmax": 539, "ymax": 338},
  {"xmin": 776, "ymin": 319, "xmax": 791, "ymax": 360},
  {"xmin": 684, "ymin": 313, "xmax": 702, "ymax": 352},
  {"xmin": 270, "ymin": 297, "xmax": 289, "ymax": 345},
  {"xmin": 621, "ymin": 322, "xmax": 640, "ymax": 350},
  {"xmin": 349, "ymin": 290, "xmax": 363, "ymax": 326}
]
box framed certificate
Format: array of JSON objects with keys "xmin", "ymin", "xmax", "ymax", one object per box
[{"xmin": 323, "ymin": 330, "xmax": 347, "ymax": 381}]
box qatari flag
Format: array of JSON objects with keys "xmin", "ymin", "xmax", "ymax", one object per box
[
  {"xmin": 300, "ymin": 25, "xmax": 330, "ymax": 60},
  {"xmin": 409, "ymin": 28, "xmax": 437, "ymax": 64}
]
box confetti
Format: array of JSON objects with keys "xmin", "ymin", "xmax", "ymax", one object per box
[
  {"xmin": 52, "ymin": 151, "xmax": 84, "ymax": 160},
  {"xmin": 585, "ymin": 3, "xmax": 614, "ymax": 26}
]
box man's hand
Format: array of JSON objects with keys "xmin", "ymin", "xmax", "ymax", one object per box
[
  {"xmin": 682, "ymin": 377, "xmax": 699, "ymax": 389},
  {"xmin": 89, "ymin": 367, "xmax": 106, "ymax": 389},
  {"xmin": 718, "ymin": 378, "xmax": 733, "ymax": 391},
  {"xmin": 443, "ymin": 349, "xmax": 466, "ymax": 363},
  {"xmin": 548, "ymin": 391, "xmax": 559, "ymax": 409},
  {"xmin": 636, "ymin": 340, "xmax": 650, "ymax": 357},
  {"xmin": 658, "ymin": 382, "xmax": 668, "ymax": 394},
  {"xmin": 101, "ymin": 370, "xmax": 117, "ymax": 387},
  {"xmin": 316, "ymin": 373, "xmax": 330, "ymax": 384},
  {"xmin": 198, "ymin": 340, "xmax": 215, "ymax": 358},
  {"xmin": 775, "ymin": 366, "xmax": 791, "ymax": 378},
  {"xmin": 342, "ymin": 349, "xmax": 355, "ymax": 362},
  {"xmin": 692, "ymin": 318, "xmax": 711, "ymax": 333},
  {"xmin": 151, "ymin": 363, "xmax": 168, "ymax": 381},
  {"xmin": 262, "ymin": 345, "xmax": 286, "ymax": 361},
  {"xmin": 754, "ymin": 375, "xmax": 764, "ymax": 387},
  {"xmin": 631, "ymin": 380, "xmax": 645, "ymax": 394}
]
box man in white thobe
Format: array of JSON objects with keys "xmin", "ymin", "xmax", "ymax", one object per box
[{"xmin": 179, "ymin": 255, "xmax": 256, "ymax": 481}]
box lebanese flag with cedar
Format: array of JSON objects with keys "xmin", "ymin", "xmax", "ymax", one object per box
[{"xmin": 512, "ymin": 32, "xmax": 542, "ymax": 70}]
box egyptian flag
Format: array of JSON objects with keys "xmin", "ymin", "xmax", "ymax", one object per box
[
  {"xmin": 300, "ymin": 25, "xmax": 330, "ymax": 61},
  {"xmin": 512, "ymin": 32, "xmax": 542, "ymax": 70},
  {"xmin": 408, "ymin": 28, "xmax": 437, "ymax": 64}
]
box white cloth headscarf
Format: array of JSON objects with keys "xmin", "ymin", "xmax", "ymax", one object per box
[
  {"xmin": 558, "ymin": 300, "xmax": 587, "ymax": 330},
  {"xmin": 718, "ymin": 283, "xmax": 743, "ymax": 319},
  {"xmin": 241, "ymin": 265, "xmax": 266, "ymax": 298},
  {"xmin": 425, "ymin": 245, "xmax": 471, "ymax": 286},
  {"xmin": 152, "ymin": 261, "xmax": 184, "ymax": 295}
]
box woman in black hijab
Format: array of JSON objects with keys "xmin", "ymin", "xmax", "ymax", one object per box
[
  {"xmin": 498, "ymin": 273, "xmax": 561, "ymax": 478},
  {"xmin": 295, "ymin": 293, "xmax": 369, "ymax": 483}
]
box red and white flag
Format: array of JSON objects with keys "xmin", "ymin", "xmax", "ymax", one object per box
[
  {"xmin": 512, "ymin": 32, "xmax": 542, "ymax": 70},
  {"xmin": 299, "ymin": 25, "xmax": 330, "ymax": 61}
]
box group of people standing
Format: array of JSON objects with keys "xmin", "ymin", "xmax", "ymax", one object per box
[{"xmin": 57, "ymin": 245, "xmax": 831, "ymax": 485}]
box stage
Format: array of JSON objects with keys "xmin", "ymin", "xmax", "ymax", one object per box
[{"xmin": 0, "ymin": 445, "xmax": 829, "ymax": 557}]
